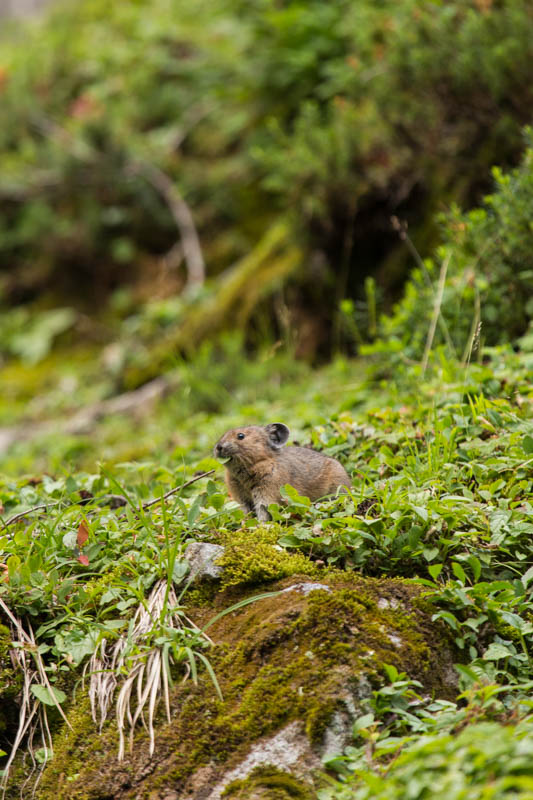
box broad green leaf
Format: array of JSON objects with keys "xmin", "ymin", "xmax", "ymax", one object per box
[
  {"xmin": 482, "ymin": 642, "xmax": 514, "ymax": 661},
  {"xmin": 411, "ymin": 506, "xmax": 428, "ymax": 522},
  {"xmin": 31, "ymin": 684, "xmax": 66, "ymax": 706},
  {"xmin": 521, "ymin": 564, "xmax": 533, "ymax": 588},
  {"xmin": 467, "ymin": 555, "xmax": 482, "ymax": 581},
  {"xmin": 353, "ymin": 713, "xmax": 375, "ymax": 732},
  {"xmin": 522, "ymin": 434, "xmax": 533, "ymax": 454},
  {"xmin": 428, "ymin": 563, "xmax": 443, "ymax": 580},
  {"xmin": 452, "ymin": 562, "xmax": 466, "ymax": 584},
  {"xmin": 187, "ymin": 494, "xmax": 203, "ymax": 526},
  {"xmin": 62, "ymin": 531, "xmax": 78, "ymax": 550}
]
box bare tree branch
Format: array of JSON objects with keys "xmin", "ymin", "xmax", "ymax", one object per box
[{"xmin": 131, "ymin": 161, "xmax": 205, "ymax": 290}]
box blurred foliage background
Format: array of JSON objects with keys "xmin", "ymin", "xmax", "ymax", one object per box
[{"xmin": 0, "ymin": 0, "xmax": 532, "ymax": 383}]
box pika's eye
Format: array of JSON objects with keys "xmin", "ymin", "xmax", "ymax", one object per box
[{"xmin": 237, "ymin": 433, "xmax": 245, "ymax": 440}]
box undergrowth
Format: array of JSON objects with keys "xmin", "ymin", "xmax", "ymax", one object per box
[{"xmin": 0, "ymin": 339, "xmax": 532, "ymax": 795}]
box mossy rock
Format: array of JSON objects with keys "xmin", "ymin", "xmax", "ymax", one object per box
[
  {"xmin": 216, "ymin": 526, "xmax": 320, "ymax": 590},
  {"xmin": 36, "ymin": 574, "xmax": 457, "ymax": 800},
  {"xmin": 223, "ymin": 765, "xmax": 314, "ymax": 798},
  {"xmin": 0, "ymin": 622, "xmax": 22, "ymax": 745}
]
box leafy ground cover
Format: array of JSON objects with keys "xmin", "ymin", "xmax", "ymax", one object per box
[{"xmin": 0, "ymin": 337, "xmax": 532, "ymax": 795}]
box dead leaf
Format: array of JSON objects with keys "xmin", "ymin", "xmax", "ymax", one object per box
[
  {"xmin": 77, "ymin": 554, "xmax": 90, "ymax": 566},
  {"xmin": 77, "ymin": 520, "xmax": 90, "ymax": 548}
]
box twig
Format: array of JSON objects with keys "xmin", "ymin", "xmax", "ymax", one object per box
[
  {"xmin": 1, "ymin": 503, "xmax": 62, "ymax": 531},
  {"xmin": 421, "ymin": 253, "xmax": 451, "ymax": 376},
  {"xmin": 142, "ymin": 469, "xmax": 215, "ymax": 510},
  {"xmin": 131, "ymin": 161, "xmax": 205, "ymax": 290},
  {"xmin": 1, "ymin": 471, "xmax": 215, "ymax": 531},
  {"xmin": 118, "ymin": 469, "xmax": 215, "ymax": 519},
  {"xmin": 0, "ymin": 494, "xmax": 126, "ymax": 531}
]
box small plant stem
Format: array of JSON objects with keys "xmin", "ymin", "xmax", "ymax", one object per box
[
  {"xmin": 421, "ymin": 253, "xmax": 451, "ymax": 376},
  {"xmin": 461, "ymin": 288, "xmax": 481, "ymax": 365},
  {"xmin": 391, "ymin": 216, "xmax": 456, "ymax": 356}
]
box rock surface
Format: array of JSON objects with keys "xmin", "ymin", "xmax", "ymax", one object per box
[
  {"xmin": 185, "ymin": 541, "xmax": 225, "ymax": 581},
  {"xmin": 38, "ymin": 573, "xmax": 458, "ymax": 800}
]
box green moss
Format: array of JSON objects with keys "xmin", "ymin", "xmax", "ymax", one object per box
[
  {"xmin": 223, "ymin": 765, "xmax": 314, "ymax": 799},
  {"xmin": 36, "ymin": 576, "xmax": 456, "ymax": 798},
  {"xmin": 37, "ymin": 694, "xmax": 101, "ymax": 799},
  {"xmin": 217, "ymin": 526, "xmax": 319, "ymax": 590},
  {"xmin": 305, "ymin": 699, "xmax": 339, "ymax": 745},
  {"xmin": 0, "ymin": 623, "xmax": 21, "ymax": 737}
]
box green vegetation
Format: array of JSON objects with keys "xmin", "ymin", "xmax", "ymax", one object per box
[
  {"xmin": 369, "ymin": 136, "xmax": 533, "ymax": 361},
  {"xmin": 1, "ymin": 0, "xmax": 533, "ymax": 796},
  {"xmin": 0, "ymin": 337, "xmax": 532, "ymax": 795}
]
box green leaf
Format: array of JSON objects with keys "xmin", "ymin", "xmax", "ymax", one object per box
[
  {"xmin": 432, "ymin": 611, "xmax": 459, "ymax": 631},
  {"xmin": 172, "ymin": 560, "xmax": 189, "ymax": 582},
  {"xmin": 467, "ymin": 555, "xmax": 481, "ymax": 581},
  {"xmin": 482, "ymin": 642, "xmax": 514, "ymax": 661},
  {"xmin": 31, "ymin": 684, "xmax": 67, "ymax": 706},
  {"xmin": 34, "ymin": 747, "xmax": 52, "ymax": 764},
  {"xmin": 522, "ymin": 435, "xmax": 533, "ymax": 454},
  {"xmin": 452, "ymin": 562, "xmax": 466, "ymax": 584},
  {"xmin": 428, "ymin": 563, "xmax": 443, "ymax": 581},
  {"xmin": 353, "ymin": 713, "xmax": 375, "ymax": 732},
  {"xmin": 62, "ymin": 531, "xmax": 78, "ymax": 550},
  {"xmin": 278, "ymin": 534, "xmax": 303, "ymax": 547},
  {"xmin": 65, "ymin": 475, "xmax": 78, "ymax": 495},
  {"xmin": 209, "ymin": 493, "xmax": 225, "ymax": 510},
  {"xmin": 195, "ymin": 651, "xmax": 223, "ymax": 701},
  {"xmin": 411, "ymin": 505, "xmax": 428, "ymax": 522},
  {"xmin": 454, "ymin": 664, "xmax": 479, "ymax": 683},
  {"xmin": 187, "ymin": 494, "xmax": 203, "ymax": 526},
  {"xmin": 521, "ymin": 564, "xmax": 533, "ymax": 588},
  {"xmin": 280, "ymin": 484, "xmax": 311, "ymax": 507}
]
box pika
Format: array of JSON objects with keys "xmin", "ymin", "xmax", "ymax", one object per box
[{"xmin": 214, "ymin": 423, "xmax": 351, "ymax": 521}]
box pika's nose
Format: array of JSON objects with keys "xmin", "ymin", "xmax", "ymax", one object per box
[{"xmin": 215, "ymin": 442, "xmax": 225, "ymax": 457}]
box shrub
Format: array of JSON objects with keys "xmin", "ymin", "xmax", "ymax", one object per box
[
  {"xmin": 1, "ymin": 0, "xmax": 533, "ymax": 341},
  {"xmin": 369, "ymin": 133, "xmax": 533, "ymax": 361}
]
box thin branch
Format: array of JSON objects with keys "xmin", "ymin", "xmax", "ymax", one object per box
[
  {"xmin": 1, "ymin": 494, "xmax": 124, "ymax": 531},
  {"xmin": 119, "ymin": 469, "xmax": 215, "ymax": 519},
  {"xmin": 1, "ymin": 470, "xmax": 215, "ymax": 531},
  {"xmin": 131, "ymin": 161, "xmax": 205, "ymax": 290},
  {"xmin": 1, "ymin": 503, "xmax": 62, "ymax": 531},
  {"xmin": 142, "ymin": 469, "xmax": 215, "ymax": 509}
]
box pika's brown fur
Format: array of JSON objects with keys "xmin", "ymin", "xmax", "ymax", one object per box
[{"xmin": 214, "ymin": 423, "xmax": 352, "ymax": 521}]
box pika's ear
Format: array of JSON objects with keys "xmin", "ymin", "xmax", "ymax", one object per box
[{"xmin": 266, "ymin": 423, "xmax": 290, "ymax": 448}]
